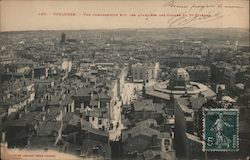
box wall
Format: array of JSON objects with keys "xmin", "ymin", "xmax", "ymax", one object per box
[
  {"xmin": 174, "ymin": 100, "xmax": 188, "ymax": 158},
  {"xmin": 123, "ymin": 135, "xmax": 159, "ymax": 155}
]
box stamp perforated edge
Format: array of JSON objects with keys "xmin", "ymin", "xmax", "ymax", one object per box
[{"xmin": 202, "ymin": 108, "xmax": 239, "ymax": 152}]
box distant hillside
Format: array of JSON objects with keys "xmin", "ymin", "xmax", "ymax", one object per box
[{"xmin": 0, "ymin": 28, "xmax": 249, "ymax": 46}]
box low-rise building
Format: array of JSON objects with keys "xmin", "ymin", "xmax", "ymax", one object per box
[
  {"xmin": 73, "ymin": 87, "xmax": 92, "ymax": 108},
  {"xmin": 185, "ymin": 65, "xmax": 210, "ymax": 83},
  {"xmin": 34, "ymin": 79, "xmax": 55, "ymax": 98},
  {"xmin": 122, "ymin": 119, "xmax": 175, "ymax": 160},
  {"xmin": 131, "ymin": 99, "xmax": 167, "ymax": 124},
  {"xmin": 83, "ymin": 108, "xmax": 109, "ymax": 131},
  {"xmin": 166, "ymin": 54, "xmax": 203, "ymax": 67},
  {"xmin": 62, "ymin": 115, "xmax": 111, "ymax": 159},
  {"xmin": 131, "ymin": 62, "xmax": 160, "ymax": 83},
  {"xmin": 0, "ymin": 79, "xmax": 35, "ymax": 115}
]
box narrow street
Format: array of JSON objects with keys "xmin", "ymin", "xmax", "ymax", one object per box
[
  {"xmin": 109, "ymin": 82, "xmax": 139, "ymax": 141},
  {"xmin": 108, "ymin": 76, "xmax": 156, "ymax": 141},
  {"xmin": 122, "ymin": 83, "xmax": 142, "ymax": 104},
  {"xmin": 109, "ymin": 100, "xmax": 122, "ymax": 141}
]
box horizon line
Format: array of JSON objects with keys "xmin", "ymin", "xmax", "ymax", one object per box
[{"xmin": 1, "ymin": 27, "xmax": 249, "ymax": 33}]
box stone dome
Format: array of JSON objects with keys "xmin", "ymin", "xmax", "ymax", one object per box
[
  {"xmin": 168, "ymin": 67, "xmax": 191, "ymax": 89},
  {"xmin": 171, "ymin": 68, "xmax": 190, "ymax": 81}
]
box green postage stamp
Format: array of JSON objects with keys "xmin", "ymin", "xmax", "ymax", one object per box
[{"xmin": 203, "ymin": 108, "xmax": 239, "ymax": 152}]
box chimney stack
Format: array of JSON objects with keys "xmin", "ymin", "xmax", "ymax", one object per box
[
  {"xmin": 19, "ymin": 113, "xmax": 22, "ymax": 119},
  {"xmin": 42, "ymin": 106, "xmax": 46, "ymax": 112},
  {"xmin": 2, "ymin": 132, "xmax": 6, "ymax": 143}
]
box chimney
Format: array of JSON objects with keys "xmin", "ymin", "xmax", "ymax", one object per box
[
  {"xmin": 42, "ymin": 115, "xmax": 46, "ymax": 122},
  {"xmin": 2, "ymin": 132, "xmax": 6, "ymax": 143},
  {"xmin": 81, "ymin": 103, "xmax": 85, "ymax": 109},
  {"xmin": 19, "ymin": 113, "xmax": 22, "ymax": 119},
  {"xmin": 24, "ymin": 107, "xmax": 28, "ymax": 114},
  {"xmin": 42, "ymin": 106, "xmax": 45, "ymax": 112},
  {"xmin": 64, "ymin": 107, "xmax": 67, "ymax": 114},
  {"xmin": 91, "ymin": 88, "xmax": 93, "ymax": 98},
  {"xmin": 81, "ymin": 118, "xmax": 83, "ymax": 126}
]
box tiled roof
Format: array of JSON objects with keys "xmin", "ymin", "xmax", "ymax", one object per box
[
  {"xmin": 122, "ymin": 119, "xmax": 170, "ymax": 142},
  {"xmin": 177, "ymin": 97, "xmax": 206, "ymax": 111},
  {"xmin": 37, "ymin": 121, "xmax": 62, "ymax": 136},
  {"xmin": 75, "ymin": 87, "xmax": 91, "ymax": 97},
  {"xmin": 133, "ymin": 99, "xmax": 155, "ymax": 112},
  {"xmin": 7, "ymin": 111, "xmax": 43, "ymax": 127},
  {"xmin": 61, "ymin": 94, "xmax": 74, "ymax": 106}
]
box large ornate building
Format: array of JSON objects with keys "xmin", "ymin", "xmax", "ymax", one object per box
[{"xmin": 145, "ymin": 67, "xmax": 216, "ymax": 102}]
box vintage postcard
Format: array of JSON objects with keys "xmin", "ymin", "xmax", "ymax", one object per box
[{"xmin": 0, "ymin": 0, "xmax": 249, "ymax": 160}]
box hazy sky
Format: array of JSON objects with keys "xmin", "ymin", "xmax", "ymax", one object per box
[{"xmin": 0, "ymin": 0, "xmax": 249, "ymax": 31}]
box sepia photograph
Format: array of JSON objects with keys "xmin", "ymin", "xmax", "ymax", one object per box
[{"xmin": 0, "ymin": 0, "xmax": 249, "ymax": 159}]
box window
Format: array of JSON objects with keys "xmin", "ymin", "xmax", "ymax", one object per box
[
  {"xmin": 92, "ymin": 117, "xmax": 95, "ymax": 121},
  {"xmin": 98, "ymin": 120, "xmax": 102, "ymax": 125},
  {"xmin": 164, "ymin": 139, "xmax": 169, "ymax": 145}
]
